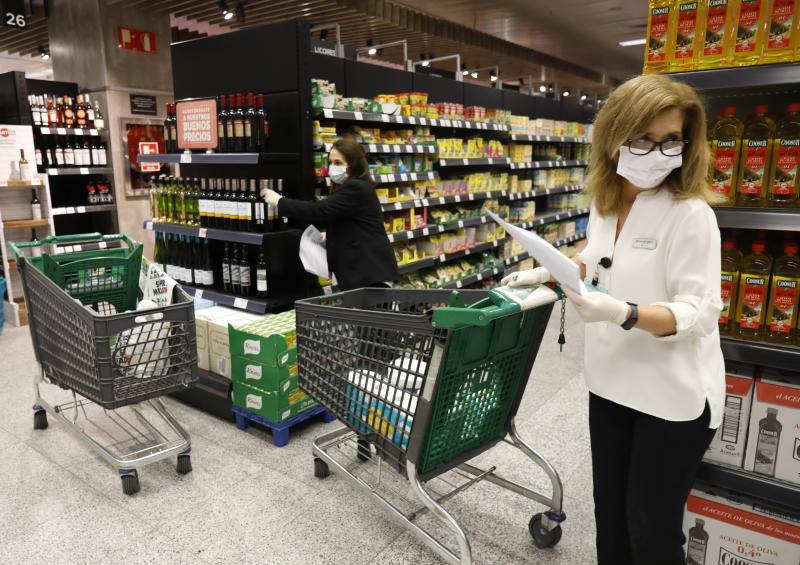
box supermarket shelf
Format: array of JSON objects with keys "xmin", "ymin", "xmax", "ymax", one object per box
[
  {"xmin": 143, "ymin": 220, "xmax": 267, "ymax": 246},
  {"xmin": 504, "ymin": 232, "xmax": 587, "ymax": 267},
  {"xmin": 442, "ymin": 266, "xmax": 501, "ymax": 289},
  {"xmin": 52, "ymin": 204, "xmax": 115, "ymax": 216},
  {"xmin": 398, "ymin": 239, "xmax": 506, "ymax": 276},
  {"xmin": 375, "ymin": 171, "xmax": 437, "ymax": 184},
  {"xmin": 40, "ymin": 166, "xmax": 112, "ymax": 176},
  {"xmin": 315, "ymin": 108, "xmax": 510, "ymax": 131},
  {"xmin": 3, "ymin": 218, "xmax": 50, "ymax": 230},
  {"xmin": 0, "ymin": 181, "xmax": 43, "ymax": 189},
  {"xmin": 438, "ymin": 157, "xmax": 511, "ymax": 167},
  {"xmin": 180, "ymin": 285, "xmax": 292, "ymax": 314},
  {"xmin": 713, "ymin": 207, "xmax": 800, "ymax": 232},
  {"xmin": 720, "ymin": 336, "xmax": 800, "ymax": 372},
  {"xmin": 37, "ymin": 126, "xmax": 105, "ymax": 137},
  {"xmin": 509, "ymin": 159, "xmax": 588, "ymax": 170},
  {"xmin": 382, "ymin": 190, "xmax": 506, "ymax": 212},
  {"xmin": 322, "ymin": 142, "xmax": 436, "ymax": 154},
  {"xmin": 696, "ymin": 462, "xmax": 800, "ymax": 512},
  {"xmin": 509, "ymin": 134, "xmax": 590, "ymax": 143},
  {"xmin": 387, "ymin": 215, "xmax": 489, "ymax": 243},
  {"xmin": 506, "ymin": 185, "xmax": 584, "ymax": 201},
  {"xmin": 137, "ymin": 152, "xmax": 298, "ymax": 165},
  {"xmin": 512, "ymin": 208, "xmax": 590, "ymax": 230},
  {"xmin": 668, "ymin": 62, "xmax": 800, "ymax": 91}
]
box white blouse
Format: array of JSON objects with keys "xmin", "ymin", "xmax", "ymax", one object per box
[{"xmin": 577, "ymin": 188, "xmax": 725, "ymax": 428}]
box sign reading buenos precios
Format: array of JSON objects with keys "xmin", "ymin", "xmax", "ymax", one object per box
[{"xmin": 176, "ymin": 98, "xmax": 218, "ymax": 150}]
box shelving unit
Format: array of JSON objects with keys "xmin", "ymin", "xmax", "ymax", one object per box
[
  {"xmin": 719, "ymin": 336, "xmax": 800, "ymax": 372},
  {"xmin": 321, "ymin": 142, "xmax": 436, "ymax": 154},
  {"xmin": 143, "ymin": 220, "xmax": 267, "ymax": 246},
  {"xmin": 713, "ymin": 207, "xmax": 800, "ymax": 231},
  {"xmin": 180, "ymin": 285, "xmax": 293, "ymax": 314},
  {"xmin": 506, "ymin": 185, "xmax": 584, "ymax": 201},
  {"xmin": 37, "ymin": 126, "xmax": 105, "ymax": 137},
  {"xmin": 696, "ymin": 462, "xmax": 800, "ymax": 513},
  {"xmin": 509, "ymin": 159, "xmax": 588, "ymax": 170},
  {"xmin": 40, "ymin": 166, "xmax": 113, "ymax": 176},
  {"xmin": 511, "ymin": 208, "xmax": 590, "ymax": 230},
  {"xmin": 381, "ymin": 190, "xmax": 507, "ymax": 212},
  {"xmin": 138, "ymin": 152, "xmax": 299, "ymax": 165},
  {"xmin": 438, "ymin": 157, "xmax": 511, "ymax": 167},
  {"xmin": 315, "ymin": 108, "xmax": 511, "ymax": 131},
  {"xmin": 509, "ymin": 134, "xmax": 590, "ymax": 143},
  {"xmin": 52, "ymin": 204, "xmax": 116, "ymax": 216}
]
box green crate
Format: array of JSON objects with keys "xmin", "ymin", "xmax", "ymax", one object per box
[
  {"xmin": 231, "ymin": 354, "xmax": 297, "ymax": 392},
  {"xmin": 232, "ymin": 380, "xmax": 316, "ymax": 422}
]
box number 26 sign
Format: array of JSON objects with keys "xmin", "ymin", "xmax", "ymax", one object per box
[{"xmin": 2, "ymin": 0, "xmax": 26, "ymax": 28}]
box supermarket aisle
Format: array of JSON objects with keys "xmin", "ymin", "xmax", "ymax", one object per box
[{"xmin": 0, "ymin": 306, "xmax": 596, "ymax": 565}]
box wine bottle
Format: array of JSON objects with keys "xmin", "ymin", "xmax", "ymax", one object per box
[
  {"xmin": 217, "ymin": 95, "xmax": 228, "ymax": 153},
  {"xmin": 63, "ymin": 96, "xmax": 75, "ymax": 127},
  {"xmin": 240, "ymin": 245, "xmax": 252, "ymax": 297},
  {"xmin": 237, "ymin": 179, "xmax": 252, "ymax": 231},
  {"xmin": 198, "ymin": 178, "xmax": 209, "ymax": 228},
  {"xmin": 274, "ymin": 178, "xmax": 285, "ymax": 231},
  {"xmin": 63, "ymin": 137, "xmax": 75, "ymax": 167},
  {"xmin": 34, "ymin": 147, "xmax": 43, "ymax": 168},
  {"xmin": 225, "ymin": 178, "xmax": 236, "ymax": 230},
  {"xmin": 75, "ymin": 94, "xmax": 87, "ymax": 128},
  {"xmin": 225, "ymin": 94, "xmax": 236, "ymax": 153},
  {"xmin": 201, "ymin": 238, "xmax": 215, "ymax": 287},
  {"xmin": 164, "ymin": 103, "xmax": 175, "ymax": 153},
  {"xmin": 30, "ymin": 188, "xmax": 41, "ymax": 220},
  {"xmin": 230, "ymin": 243, "xmax": 241, "ymax": 295},
  {"xmin": 85, "ymin": 94, "xmax": 95, "ymax": 127},
  {"xmin": 245, "ymin": 92, "xmax": 259, "ymax": 152},
  {"xmin": 82, "ymin": 139, "xmax": 91, "ymax": 167},
  {"xmin": 248, "ymin": 179, "xmax": 260, "ymax": 233},
  {"xmin": 257, "ymin": 93, "xmax": 268, "ymax": 151},
  {"xmin": 233, "ymin": 93, "xmax": 246, "ymax": 153},
  {"xmin": 93, "ymin": 100, "xmax": 104, "ymax": 130},
  {"xmin": 74, "ymin": 138, "xmax": 84, "ymax": 167},
  {"xmin": 256, "ymin": 247, "xmax": 268, "ymax": 297},
  {"xmin": 222, "ymin": 242, "xmax": 232, "ymax": 292},
  {"xmin": 55, "ymin": 138, "xmax": 65, "ymax": 167},
  {"xmin": 19, "ymin": 149, "xmax": 32, "ymax": 181}
]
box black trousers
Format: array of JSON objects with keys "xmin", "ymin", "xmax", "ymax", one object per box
[{"xmin": 589, "ymin": 393, "xmax": 716, "ymax": 565}]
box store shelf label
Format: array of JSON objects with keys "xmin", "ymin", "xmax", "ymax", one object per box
[
  {"xmin": 74, "ymin": 129, "xmax": 83, "ymax": 136},
  {"xmin": 145, "ymin": 221, "xmax": 153, "ymax": 230},
  {"xmin": 468, "ymin": 194, "xmax": 475, "ymax": 201},
  {"xmin": 233, "ymin": 297, "xmax": 248, "ymax": 310},
  {"xmin": 380, "ymin": 175, "xmax": 388, "ymax": 183},
  {"xmin": 458, "ymin": 220, "xmax": 464, "ymax": 228},
  {"xmin": 400, "ymin": 174, "xmax": 408, "ymax": 181},
  {"xmin": 381, "ymin": 114, "xmax": 389, "ymax": 123},
  {"xmin": 408, "ymin": 117, "xmax": 417, "ymax": 125},
  {"xmin": 454, "ymin": 195, "xmax": 462, "ymax": 202},
  {"xmin": 368, "ymin": 144, "xmax": 377, "ymax": 153},
  {"xmin": 40, "ymin": 127, "xmax": 50, "ymax": 135},
  {"xmin": 98, "ymin": 241, "xmax": 107, "ymax": 249},
  {"xmin": 439, "ymin": 254, "xmax": 446, "ymax": 262},
  {"xmin": 353, "ymin": 111, "xmax": 363, "ymax": 121},
  {"xmin": 456, "ymin": 281, "xmax": 463, "ymax": 288},
  {"xmin": 79, "ymin": 167, "xmax": 89, "ymax": 175},
  {"xmin": 323, "ymin": 109, "xmax": 333, "ymax": 118},
  {"xmin": 420, "ymin": 118, "xmax": 427, "ymax": 125},
  {"xmin": 406, "ymin": 231, "xmax": 413, "ymax": 240},
  {"xmin": 393, "ymin": 202, "xmax": 402, "ymax": 210},
  {"xmin": 488, "ymin": 158, "xmax": 494, "ymax": 164},
  {"xmin": 421, "ymin": 199, "xmax": 429, "ymax": 207},
  {"xmin": 56, "ymin": 128, "xmax": 67, "ymax": 135},
  {"xmin": 322, "ymin": 285, "xmax": 333, "ymax": 295},
  {"xmin": 76, "ymin": 206, "xmax": 86, "ymax": 213},
  {"xmin": 462, "ymin": 158, "xmax": 469, "ymax": 165},
  {"xmin": 422, "ymin": 228, "xmax": 430, "ymax": 236},
  {"xmin": 52, "ymin": 208, "xmax": 64, "ymax": 215},
  {"xmin": 180, "ymin": 153, "xmax": 192, "ymax": 164},
  {"xmin": 394, "ymin": 116, "xmax": 403, "ymax": 123},
  {"xmin": 476, "ymin": 273, "xmax": 483, "ymax": 281},
  {"xmin": 65, "ymin": 207, "xmax": 75, "ymax": 214},
  {"xmin": 48, "ymin": 168, "xmax": 57, "ymax": 175},
  {"xmin": 90, "ymin": 129, "xmax": 98, "ymax": 136},
  {"xmin": 198, "ymin": 228, "xmax": 208, "ymax": 238}
]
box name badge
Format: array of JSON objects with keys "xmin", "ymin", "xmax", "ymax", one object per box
[{"xmin": 633, "ymin": 238, "xmax": 657, "ymax": 250}]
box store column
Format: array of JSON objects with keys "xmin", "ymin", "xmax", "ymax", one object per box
[{"xmin": 48, "ymin": 0, "xmax": 174, "ymax": 255}]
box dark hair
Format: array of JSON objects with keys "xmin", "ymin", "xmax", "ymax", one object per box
[{"xmin": 330, "ymin": 138, "xmax": 372, "ymax": 183}]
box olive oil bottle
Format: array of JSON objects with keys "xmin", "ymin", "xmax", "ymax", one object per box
[
  {"xmin": 734, "ymin": 239, "xmax": 773, "ymax": 340},
  {"xmin": 737, "ymin": 105, "xmax": 775, "ymax": 206},
  {"xmin": 765, "ymin": 241, "xmax": 800, "ymax": 343},
  {"xmin": 710, "ymin": 107, "xmax": 744, "ymax": 205},
  {"xmin": 761, "ymin": 0, "xmax": 799, "ymax": 64},
  {"xmin": 720, "ymin": 238, "xmax": 743, "ymax": 335},
  {"xmin": 766, "ymin": 103, "xmax": 800, "ymax": 207},
  {"xmin": 698, "ymin": 0, "xmax": 739, "ymax": 69},
  {"xmin": 733, "ymin": 0, "xmax": 770, "ymax": 66},
  {"xmin": 645, "ymin": 0, "xmax": 676, "ymax": 73},
  {"xmin": 670, "ymin": 0, "xmax": 703, "ymax": 71}
]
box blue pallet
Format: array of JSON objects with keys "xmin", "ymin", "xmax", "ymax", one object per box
[{"xmin": 233, "ymin": 405, "xmax": 336, "ymax": 447}]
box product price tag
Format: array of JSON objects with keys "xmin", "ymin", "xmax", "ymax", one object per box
[
  {"xmin": 353, "ymin": 111, "xmax": 363, "ymax": 121},
  {"xmin": 555, "ymin": 214, "xmax": 562, "ymax": 221},
  {"xmin": 76, "ymin": 206, "xmax": 86, "ymax": 213},
  {"xmin": 195, "ymin": 289, "xmax": 203, "ymax": 299},
  {"xmin": 456, "ymin": 280, "xmax": 463, "ymax": 288},
  {"xmin": 408, "ymin": 117, "xmax": 417, "ymax": 124},
  {"xmin": 439, "ymin": 254, "xmax": 446, "ymax": 262},
  {"xmin": 89, "ymin": 129, "xmax": 98, "ymax": 136},
  {"xmin": 394, "ymin": 116, "xmax": 403, "ymax": 123},
  {"xmin": 421, "ymin": 199, "xmax": 429, "ymax": 207},
  {"xmin": 79, "ymin": 167, "xmax": 89, "ymax": 175},
  {"xmin": 422, "ymin": 228, "xmax": 430, "ymax": 236},
  {"xmin": 476, "ymin": 273, "xmax": 483, "ymax": 281},
  {"xmin": 381, "ymin": 114, "xmax": 390, "ymax": 123},
  {"xmin": 145, "ymin": 221, "xmax": 153, "ymax": 230},
  {"xmin": 420, "ymin": 118, "xmax": 427, "ymax": 125},
  {"xmin": 481, "ymin": 217, "xmax": 488, "ymax": 223},
  {"xmin": 40, "ymin": 127, "xmax": 50, "ymax": 135},
  {"xmin": 65, "ymin": 207, "xmax": 75, "ymax": 214},
  {"xmin": 458, "ymin": 220, "xmax": 465, "ymax": 228},
  {"xmin": 406, "ymin": 231, "xmax": 413, "ymax": 240},
  {"xmin": 56, "ymin": 128, "xmax": 67, "ymax": 135},
  {"xmin": 48, "ymin": 168, "xmax": 57, "ymax": 175},
  {"xmin": 393, "ymin": 202, "xmax": 403, "ymax": 210},
  {"xmin": 74, "ymin": 129, "xmax": 83, "ymax": 136},
  {"xmin": 52, "ymin": 208, "xmax": 64, "ymax": 215},
  {"xmin": 323, "ymin": 109, "xmax": 333, "ymax": 118},
  {"xmin": 380, "ymin": 175, "xmax": 388, "ymax": 183},
  {"xmin": 368, "ymin": 144, "xmax": 377, "ymax": 153},
  {"xmin": 462, "ymin": 158, "xmax": 469, "ymax": 165},
  {"xmin": 468, "ymin": 194, "xmax": 475, "ymax": 200},
  {"xmin": 455, "ymin": 195, "xmax": 462, "ymax": 202},
  {"xmin": 400, "ymin": 174, "xmax": 408, "ymax": 182},
  {"xmin": 465, "ymin": 248, "xmax": 472, "ymax": 255},
  {"xmin": 488, "ymin": 158, "xmax": 494, "ymax": 164},
  {"xmin": 198, "ymin": 228, "xmax": 208, "ymax": 238},
  {"xmin": 98, "ymin": 241, "xmax": 107, "ymax": 249},
  {"xmin": 387, "ymin": 234, "xmax": 395, "ymax": 242},
  {"xmin": 180, "ymin": 153, "xmax": 192, "ymax": 164},
  {"xmin": 444, "ymin": 120, "xmax": 452, "ymax": 127},
  {"xmin": 439, "ymin": 160, "xmax": 446, "ymax": 166},
  {"xmin": 485, "ymin": 192, "xmax": 492, "ymax": 199},
  {"xmin": 233, "ymin": 297, "xmax": 249, "ymax": 310}
]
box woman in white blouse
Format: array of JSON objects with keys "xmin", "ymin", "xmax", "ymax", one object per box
[{"xmin": 506, "ymin": 74, "xmax": 724, "ymax": 564}]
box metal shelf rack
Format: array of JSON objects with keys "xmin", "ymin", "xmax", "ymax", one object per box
[
  {"xmin": 143, "ymin": 220, "xmax": 267, "ymax": 246},
  {"xmin": 712, "ymin": 207, "xmax": 800, "ymax": 232}
]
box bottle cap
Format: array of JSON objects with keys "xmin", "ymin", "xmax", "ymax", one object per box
[
  {"xmin": 722, "ymin": 239, "xmax": 735, "ymax": 250},
  {"xmin": 784, "ymin": 241, "xmax": 798, "ymax": 255},
  {"xmin": 722, "ymin": 106, "xmax": 737, "ymax": 116},
  {"xmin": 751, "ymin": 241, "xmax": 766, "ymax": 253},
  {"xmin": 696, "ymin": 519, "xmax": 705, "ymax": 526},
  {"xmin": 767, "ymin": 407, "xmax": 778, "ymax": 416},
  {"xmin": 755, "ymin": 104, "xmax": 769, "ymax": 114}
]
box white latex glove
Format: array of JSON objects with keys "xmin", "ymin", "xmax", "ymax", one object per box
[
  {"xmin": 319, "ymin": 231, "xmax": 327, "ymax": 247},
  {"xmin": 563, "ymin": 286, "xmax": 631, "ymax": 326},
  {"xmin": 501, "ymin": 267, "xmax": 550, "ymax": 287},
  {"xmin": 260, "ymin": 188, "xmax": 282, "ymax": 207}
]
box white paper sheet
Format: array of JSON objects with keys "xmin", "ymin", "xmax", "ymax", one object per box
[
  {"xmin": 300, "ymin": 224, "xmax": 330, "ymax": 279},
  {"xmin": 486, "ymin": 210, "xmax": 586, "ymax": 295}
]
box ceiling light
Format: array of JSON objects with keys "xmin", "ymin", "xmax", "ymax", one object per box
[
  {"xmin": 538, "ymin": 85, "xmax": 547, "ymax": 93},
  {"xmin": 421, "ymin": 57, "xmax": 430, "ymax": 67},
  {"xmin": 218, "ymin": 0, "xmax": 231, "ymax": 18},
  {"xmin": 367, "ymin": 39, "xmax": 376, "ymax": 55},
  {"xmin": 548, "ymin": 84, "xmax": 554, "ymax": 92},
  {"xmin": 470, "ymin": 71, "xmax": 478, "ymax": 79},
  {"xmin": 618, "ymin": 38, "xmax": 646, "ymax": 47},
  {"xmin": 223, "ymin": 10, "xmax": 234, "ymax": 20},
  {"xmin": 580, "ymin": 94, "xmax": 587, "ymax": 101},
  {"xmin": 490, "ymin": 74, "xmax": 497, "ymax": 82},
  {"xmin": 461, "ymin": 65, "xmax": 469, "ymax": 76},
  {"xmin": 562, "ymin": 90, "xmax": 570, "ymax": 97},
  {"xmin": 38, "ymin": 46, "xmax": 49, "ymax": 60}
]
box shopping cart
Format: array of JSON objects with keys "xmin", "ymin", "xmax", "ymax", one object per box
[
  {"xmin": 296, "ymin": 285, "xmax": 567, "ymax": 564},
  {"xmin": 10, "ymin": 233, "xmax": 198, "ymax": 495}
]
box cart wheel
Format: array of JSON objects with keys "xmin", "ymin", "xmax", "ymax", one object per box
[
  {"xmin": 314, "ymin": 457, "xmax": 330, "ymax": 479},
  {"xmin": 33, "ymin": 409, "xmax": 48, "ymax": 430},
  {"xmin": 529, "ymin": 513, "xmax": 562, "ymax": 549},
  {"xmin": 357, "ymin": 438, "xmax": 372, "ymax": 461},
  {"xmin": 176, "ymin": 454, "xmax": 192, "ymax": 475},
  {"xmin": 121, "ymin": 473, "xmax": 140, "ymax": 496}
]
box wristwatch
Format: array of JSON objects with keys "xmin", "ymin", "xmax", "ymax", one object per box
[{"xmin": 621, "ymin": 302, "xmax": 638, "ymax": 331}]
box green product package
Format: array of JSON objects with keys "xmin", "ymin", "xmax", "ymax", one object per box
[
  {"xmin": 228, "ymin": 310, "xmax": 297, "ymax": 367},
  {"xmin": 232, "ymin": 380, "xmax": 316, "ymax": 423},
  {"xmin": 231, "ymin": 354, "xmax": 297, "ymax": 392}
]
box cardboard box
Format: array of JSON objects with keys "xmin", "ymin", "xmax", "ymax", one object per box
[
  {"xmin": 196, "ymin": 307, "xmax": 266, "ymax": 377},
  {"xmin": 683, "ymin": 489, "xmax": 800, "ymax": 565},
  {"xmin": 744, "ymin": 369, "xmax": 800, "ymax": 486},
  {"xmin": 209, "ymin": 351, "xmax": 231, "ymax": 379},
  {"xmin": 228, "ymin": 309, "xmax": 296, "ymax": 367},
  {"xmin": 704, "ymin": 362, "xmax": 756, "ymax": 468},
  {"xmin": 232, "ymin": 380, "xmax": 316, "ymax": 423},
  {"xmin": 231, "ymin": 355, "xmax": 297, "ymax": 393}
]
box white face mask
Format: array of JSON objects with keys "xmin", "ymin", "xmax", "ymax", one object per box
[
  {"xmin": 328, "ymin": 164, "xmax": 348, "ymax": 184},
  {"xmin": 616, "ymin": 145, "xmax": 682, "ymax": 190}
]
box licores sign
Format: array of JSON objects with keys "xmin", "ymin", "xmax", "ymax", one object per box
[{"xmin": 176, "ymin": 98, "xmax": 218, "ymax": 150}]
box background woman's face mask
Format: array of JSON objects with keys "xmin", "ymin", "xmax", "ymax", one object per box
[
  {"xmin": 616, "ymin": 145, "xmax": 682, "ymax": 189},
  {"xmin": 328, "ymin": 164, "xmax": 348, "ymax": 184}
]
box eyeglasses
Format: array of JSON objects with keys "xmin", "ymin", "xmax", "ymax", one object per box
[{"xmin": 625, "ymin": 138, "xmax": 689, "ymax": 156}]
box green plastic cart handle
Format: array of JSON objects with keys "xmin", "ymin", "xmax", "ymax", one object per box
[
  {"xmin": 433, "ymin": 290, "xmax": 521, "ymax": 329},
  {"xmin": 8, "ymin": 233, "xmax": 138, "ymax": 259}
]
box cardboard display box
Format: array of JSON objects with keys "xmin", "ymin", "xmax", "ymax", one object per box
[
  {"xmin": 195, "ymin": 307, "xmax": 266, "ymax": 376},
  {"xmin": 228, "ymin": 309, "xmax": 296, "ymax": 367},
  {"xmin": 231, "ymin": 354, "xmax": 297, "ymax": 393},
  {"xmin": 704, "ymin": 362, "xmax": 756, "ymax": 468},
  {"xmin": 232, "ymin": 379, "xmax": 316, "ymax": 423},
  {"xmin": 743, "ymin": 369, "xmax": 800, "ymax": 487}
]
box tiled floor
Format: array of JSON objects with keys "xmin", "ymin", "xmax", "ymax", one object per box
[{"xmin": 0, "ymin": 306, "xmax": 598, "ymax": 565}]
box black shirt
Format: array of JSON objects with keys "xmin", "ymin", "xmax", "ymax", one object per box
[{"xmin": 277, "ymin": 178, "xmax": 399, "ymax": 290}]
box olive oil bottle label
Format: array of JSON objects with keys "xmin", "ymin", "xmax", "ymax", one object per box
[
  {"xmin": 712, "ymin": 139, "xmax": 739, "ymax": 196},
  {"xmin": 767, "ymin": 0, "xmax": 796, "ymax": 51},
  {"xmin": 768, "ymin": 277, "xmax": 799, "ymax": 333},
  {"xmin": 674, "ymin": 2, "xmax": 700, "ymax": 61},
  {"xmin": 753, "ymin": 426, "xmax": 779, "ymax": 475},
  {"xmin": 720, "ymin": 271, "xmax": 737, "ymax": 324},
  {"xmin": 704, "ymin": 0, "xmax": 730, "ymax": 57},
  {"xmin": 736, "ymin": 0, "xmax": 763, "ymax": 53},
  {"xmin": 741, "ymin": 139, "xmax": 770, "ymax": 195},
  {"xmin": 647, "ymin": 6, "xmax": 671, "ymax": 63},
  {"xmin": 770, "ymin": 138, "xmax": 800, "ymax": 196},
  {"xmin": 738, "ymin": 274, "xmax": 768, "ymax": 329}
]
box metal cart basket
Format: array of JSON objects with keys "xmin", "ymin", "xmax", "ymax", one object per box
[
  {"xmin": 296, "ymin": 286, "xmax": 567, "ymax": 564},
  {"xmin": 10, "ymin": 233, "xmax": 198, "ymax": 495}
]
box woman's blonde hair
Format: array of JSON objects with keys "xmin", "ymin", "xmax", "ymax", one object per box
[{"xmin": 585, "ymin": 74, "xmax": 719, "ymax": 216}]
